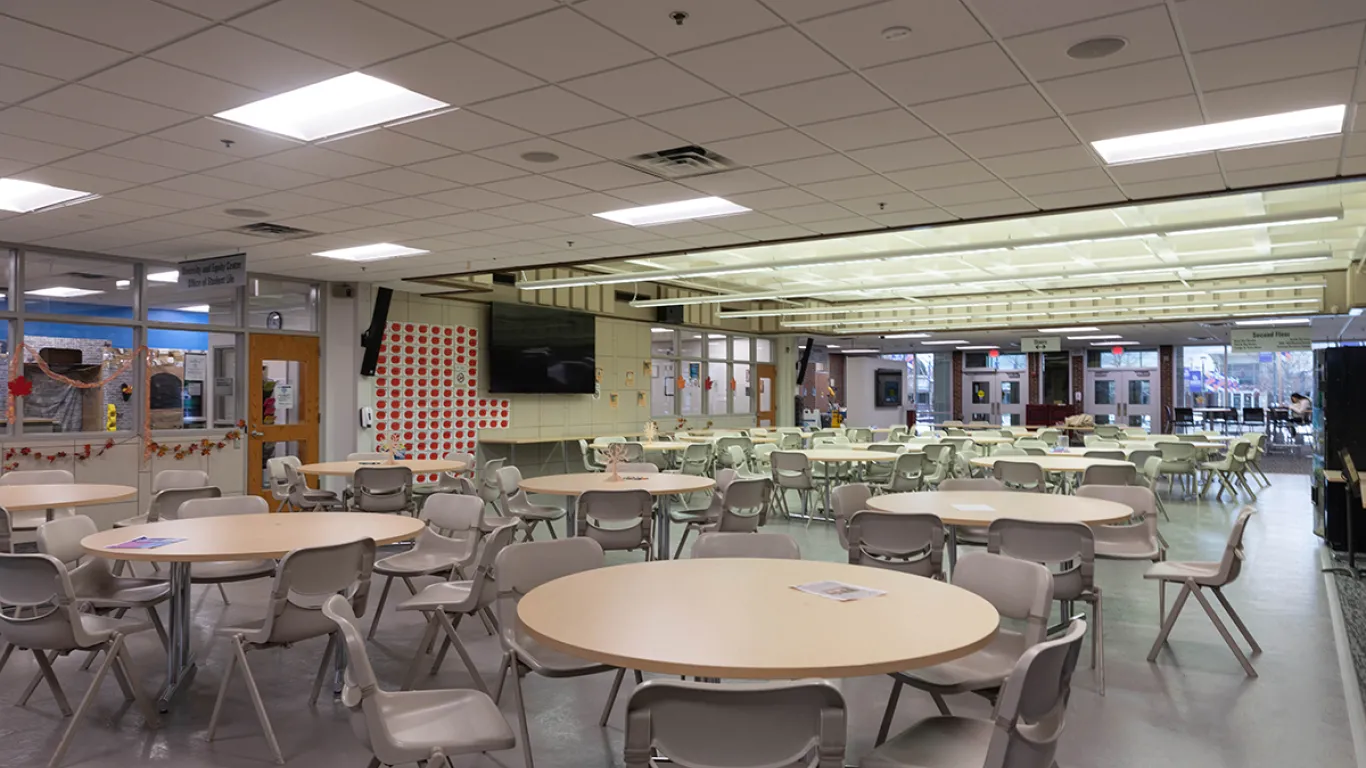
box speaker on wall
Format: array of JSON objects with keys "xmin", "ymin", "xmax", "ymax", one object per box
[
  {"xmin": 359, "ymin": 287, "xmax": 393, "ymax": 377},
  {"xmin": 655, "ymin": 306, "xmax": 685, "ymax": 325}
]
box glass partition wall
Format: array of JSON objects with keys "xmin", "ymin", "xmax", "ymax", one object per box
[{"xmin": 650, "ymin": 327, "xmax": 758, "ymax": 419}]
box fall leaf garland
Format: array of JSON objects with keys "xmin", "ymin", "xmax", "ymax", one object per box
[{"xmin": 2, "ymin": 420, "xmax": 246, "ymax": 470}]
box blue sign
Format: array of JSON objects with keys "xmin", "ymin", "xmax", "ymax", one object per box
[{"xmin": 1259, "ymin": 352, "xmax": 1274, "ymax": 363}]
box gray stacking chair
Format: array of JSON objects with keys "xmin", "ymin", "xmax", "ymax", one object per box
[
  {"xmin": 1082, "ymin": 449, "xmax": 1127, "ymax": 462},
  {"xmin": 0, "ymin": 553, "xmax": 161, "ymax": 768},
  {"xmin": 494, "ymin": 538, "xmax": 639, "ymax": 768},
  {"xmin": 847, "ymin": 511, "xmax": 944, "ymax": 579},
  {"xmin": 578, "ymin": 488, "xmax": 655, "ymax": 560},
  {"xmin": 496, "ymin": 465, "xmax": 566, "ymax": 540},
  {"xmin": 625, "ymin": 679, "xmax": 844, "ymax": 768},
  {"xmin": 885, "ymin": 452, "xmax": 927, "ymax": 493},
  {"xmin": 670, "ymin": 469, "xmax": 736, "ymax": 559},
  {"xmin": 670, "ymin": 443, "xmax": 713, "ymax": 478},
  {"xmin": 209, "ymin": 538, "xmax": 376, "ymax": 764},
  {"xmin": 704, "ymin": 477, "xmax": 771, "ymax": 533},
  {"xmin": 1199, "ymin": 441, "xmax": 1256, "ymax": 501},
  {"xmin": 988, "ymin": 519, "xmax": 1104, "ymax": 693},
  {"xmin": 922, "ymin": 444, "xmax": 955, "ymax": 486},
  {"xmin": 831, "ymin": 482, "xmax": 872, "ymax": 552},
  {"xmin": 1080, "ymin": 462, "xmax": 1137, "ymax": 486},
  {"xmin": 876, "ymin": 552, "xmax": 1053, "ymax": 742},
  {"xmin": 865, "ymin": 617, "xmax": 1087, "ymax": 768},
  {"xmin": 178, "ymin": 496, "xmax": 277, "ymax": 604},
  {"xmin": 692, "ymin": 531, "xmax": 800, "ymax": 560},
  {"xmin": 862, "ymin": 444, "xmax": 901, "ymax": 486},
  {"xmin": 283, "ymin": 457, "xmax": 344, "ymax": 511},
  {"xmin": 579, "ymin": 439, "xmax": 605, "ymax": 472},
  {"xmin": 991, "ymin": 460, "xmax": 1048, "ymax": 492},
  {"xmin": 322, "ymin": 595, "xmax": 515, "ymax": 768},
  {"xmin": 1245, "ymin": 432, "xmax": 1271, "ymax": 485},
  {"xmin": 1145, "ymin": 442, "xmax": 1199, "ymax": 498},
  {"xmin": 350, "ymin": 466, "xmax": 415, "ymax": 515},
  {"xmin": 113, "ymin": 485, "xmax": 222, "ymax": 578},
  {"xmin": 771, "ymin": 451, "xmax": 817, "ymax": 521},
  {"xmin": 847, "ymin": 427, "xmax": 874, "ymax": 443},
  {"xmin": 368, "ymin": 493, "xmax": 483, "ymax": 640},
  {"xmin": 1145, "ymin": 506, "xmax": 1259, "ymax": 676},
  {"xmin": 266, "ymin": 457, "xmax": 294, "ymax": 513},
  {"xmin": 1076, "ymin": 485, "xmax": 1166, "ymax": 563},
  {"xmin": 2, "ymin": 469, "xmax": 75, "ymax": 533}
]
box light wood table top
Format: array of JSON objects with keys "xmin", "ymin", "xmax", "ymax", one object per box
[
  {"xmin": 0, "ymin": 484, "xmax": 137, "ymax": 512},
  {"xmin": 589, "ymin": 441, "xmax": 689, "ymax": 451},
  {"xmin": 479, "ymin": 434, "xmax": 641, "ymax": 445},
  {"xmin": 867, "ymin": 491, "xmax": 1132, "ymax": 527},
  {"xmin": 1119, "ymin": 440, "xmax": 1223, "ymax": 450},
  {"xmin": 964, "ymin": 436, "xmax": 1018, "ymax": 445},
  {"xmin": 518, "ymin": 559, "xmax": 999, "ymax": 679},
  {"xmin": 800, "ymin": 448, "xmax": 899, "ymax": 462},
  {"xmin": 81, "ymin": 512, "xmax": 425, "ymax": 563},
  {"xmin": 969, "ymin": 455, "xmax": 1132, "ymax": 473},
  {"xmin": 297, "ymin": 459, "xmax": 469, "ymax": 476},
  {"xmin": 676, "ymin": 435, "xmax": 777, "ymax": 444},
  {"xmin": 850, "ymin": 443, "xmax": 919, "ymax": 452},
  {"xmin": 518, "ymin": 472, "xmax": 715, "ymax": 497}
]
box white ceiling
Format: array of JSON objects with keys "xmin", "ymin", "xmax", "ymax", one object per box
[{"xmin": 0, "ymin": 0, "xmax": 1363, "ymax": 283}]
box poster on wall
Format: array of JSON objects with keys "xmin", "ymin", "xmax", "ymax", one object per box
[
  {"xmin": 184, "ymin": 353, "xmax": 207, "ymax": 381},
  {"xmin": 275, "ymin": 384, "xmax": 295, "ymax": 409}
]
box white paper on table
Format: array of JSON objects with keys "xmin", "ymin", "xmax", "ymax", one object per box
[
  {"xmin": 951, "ymin": 503, "xmax": 995, "ymax": 512},
  {"xmin": 793, "ymin": 581, "xmax": 887, "ymax": 602}
]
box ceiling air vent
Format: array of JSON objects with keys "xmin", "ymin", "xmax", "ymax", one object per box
[
  {"xmin": 230, "ymin": 222, "xmax": 318, "ymax": 239},
  {"xmin": 618, "ymin": 145, "xmax": 738, "ymax": 180}
]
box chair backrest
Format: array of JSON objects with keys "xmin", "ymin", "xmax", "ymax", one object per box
[
  {"xmin": 922, "ymin": 443, "xmax": 956, "ymax": 465},
  {"xmin": 149, "ymin": 485, "xmax": 222, "ymax": 522},
  {"xmin": 1079, "ymin": 463, "xmax": 1136, "ymax": 486},
  {"xmin": 988, "ymin": 519, "xmax": 1095, "ymax": 601},
  {"xmin": 495, "ymin": 537, "xmax": 603, "ymax": 642},
  {"xmin": 1093, "ymin": 424, "xmax": 1122, "ymax": 439},
  {"xmin": 621, "ymin": 442, "xmax": 647, "ymax": 462},
  {"xmin": 679, "ymin": 443, "xmax": 712, "ymax": 473},
  {"xmin": 993, "ymin": 445, "xmax": 1027, "ymax": 457},
  {"xmin": 887, "ymin": 426, "xmax": 908, "ymax": 442},
  {"xmin": 180, "ymin": 494, "xmax": 269, "ymax": 519},
  {"xmin": 577, "ymin": 489, "xmax": 654, "ymax": 529},
  {"xmin": 479, "ymin": 458, "xmax": 507, "ymax": 504},
  {"xmin": 352, "ymin": 466, "xmax": 413, "ymax": 513},
  {"xmin": 36, "ymin": 514, "xmax": 97, "ymax": 568},
  {"xmin": 778, "ymin": 433, "xmax": 803, "ymax": 450},
  {"xmin": 496, "ymin": 464, "xmax": 524, "ymax": 497},
  {"xmin": 1082, "ymin": 449, "xmax": 1126, "ymax": 461},
  {"xmin": 889, "ymin": 452, "xmax": 926, "ymax": 491},
  {"xmin": 830, "ymin": 483, "xmax": 872, "ymax": 549},
  {"xmin": 1127, "ymin": 448, "xmax": 1161, "ymax": 470},
  {"xmin": 0, "ymin": 506, "xmax": 10, "ymax": 554},
  {"xmin": 260, "ymin": 538, "xmax": 377, "ymax": 644},
  {"xmin": 1158, "ymin": 442, "xmax": 1197, "ymax": 461},
  {"xmin": 721, "ymin": 445, "xmax": 749, "ymax": 470},
  {"xmin": 846, "ymin": 511, "xmax": 944, "ymax": 579},
  {"xmin": 0, "ymin": 552, "xmax": 93, "ymax": 650},
  {"xmin": 938, "ymin": 478, "xmax": 1008, "ymax": 492},
  {"xmin": 152, "ymin": 469, "xmax": 209, "ymax": 493},
  {"xmin": 619, "ymin": 462, "xmax": 661, "ymax": 474},
  {"xmin": 992, "ymin": 460, "xmax": 1047, "ymax": 492},
  {"xmin": 347, "ymin": 452, "xmax": 388, "ymax": 461},
  {"xmin": 691, "ymin": 532, "xmax": 800, "ymax": 559},
  {"xmin": 1035, "ymin": 429, "xmax": 1060, "ymax": 444},
  {"xmin": 1075, "ymin": 485, "xmax": 1159, "ymax": 536},
  {"xmin": 770, "ymin": 451, "xmax": 811, "ymax": 478},
  {"xmin": 718, "ymin": 478, "xmax": 771, "ymax": 532},
  {"xmin": 867, "ymin": 443, "xmax": 901, "ymax": 454},
  {"xmin": 847, "ymin": 428, "xmax": 872, "ymax": 443},
  {"xmin": 1214, "ymin": 507, "xmax": 1255, "ymax": 584},
  {"xmin": 266, "ymin": 458, "xmax": 293, "ymax": 499},
  {"xmin": 624, "ymin": 679, "xmax": 844, "ymax": 768},
  {"xmin": 421, "ymin": 492, "xmax": 484, "ymax": 534},
  {"xmin": 983, "ymin": 617, "xmax": 1087, "ymax": 768},
  {"xmin": 953, "ymin": 552, "xmax": 1053, "ymax": 646},
  {"xmin": 1014, "ymin": 439, "xmax": 1048, "ymax": 452},
  {"xmin": 0, "ymin": 469, "xmax": 73, "ymax": 486}
]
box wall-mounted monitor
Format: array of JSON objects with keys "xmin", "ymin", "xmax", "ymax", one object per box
[{"xmin": 488, "ymin": 303, "xmax": 596, "ymax": 394}]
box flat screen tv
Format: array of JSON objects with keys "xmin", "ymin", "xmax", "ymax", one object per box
[{"xmin": 488, "ymin": 303, "xmax": 596, "ymax": 394}]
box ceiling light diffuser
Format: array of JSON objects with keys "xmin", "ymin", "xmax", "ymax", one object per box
[
  {"xmin": 837, "ymin": 348, "xmax": 880, "ymax": 354},
  {"xmin": 147, "ymin": 271, "xmax": 178, "ymax": 283},
  {"xmin": 1234, "ymin": 317, "xmax": 1312, "ymax": 326},
  {"xmin": 179, "ymin": 305, "xmax": 211, "ymax": 312},
  {"xmin": 1037, "ymin": 326, "xmax": 1099, "ymax": 333},
  {"xmin": 0, "ymin": 178, "xmax": 97, "ymax": 213},
  {"xmin": 27, "ymin": 287, "xmax": 103, "ymax": 298},
  {"xmin": 1091, "ymin": 341, "xmax": 1140, "ymax": 346},
  {"xmin": 594, "ymin": 197, "xmax": 750, "ymax": 227},
  {"xmin": 920, "ymin": 340, "xmax": 969, "ymax": 345},
  {"xmin": 1068, "ymin": 334, "xmax": 1122, "ymax": 340},
  {"xmin": 883, "ymin": 333, "xmax": 933, "ymax": 339},
  {"xmin": 214, "ymin": 72, "xmax": 450, "ymax": 142},
  {"xmin": 1091, "ymin": 105, "xmax": 1347, "ymax": 164},
  {"xmin": 312, "ymin": 243, "xmax": 429, "ymax": 262},
  {"xmin": 957, "ymin": 345, "xmax": 999, "ymax": 350}
]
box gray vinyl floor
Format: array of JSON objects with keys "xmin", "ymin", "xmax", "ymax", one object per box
[{"xmin": 0, "ymin": 472, "xmax": 1356, "ymax": 768}]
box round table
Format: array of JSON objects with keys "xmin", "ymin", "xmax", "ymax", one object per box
[
  {"xmin": 969, "ymin": 455, "xmax": 1132, "ymax": 473},
  {"xmin": 297, "ymin": 458, "xmax": 468, "ymax": 476},
  {"xmin": 676, "ymin": 435, "xmax": 776, "ymax": 445},
  {"xmin": 518, "ymin": 559, "xmax": 999, "ymax": 679},
  {"xmin": 800, "ymin": 449, "xmax": 898, "ymax": 518},
  {"xmin": 82, "ymin": 512, "xmax": 424, "ymax": 712},
  {"xmin": 589, "ymin": 441, "xmax": 689, "ymax": 451},
  {"xmin": 0, "ymin": 484, "xmax": 137, "ymax": 526},
  {"xmin": 518, "ymin": 472, "xmax": 716, "ymax": 559},
  {"xmin": 1119, "ymin": 440, "xmax": 1223, "ymax": 451}
]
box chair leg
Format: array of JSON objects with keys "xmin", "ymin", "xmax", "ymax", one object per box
[
  {"xmin": 146, "ymin": 606, "xmax": 169, "ymax": 650},
  {"xmin": 48, "ymin": 637, "xmax": 126, "ymax": 768},
  {"xmin": 25, "ymin": 650, "xmax": 71, "ymax": 715},
  {"xmin": 208, "ymin": 639, "xmax": 237, "ymax": 741},
  {"xmin": 599, "ymin": 667, "xmax": 626, "ymax": 727},
  {"xmin": 1189, "ymin": 584, "xmax": 1257, "ymax": 677},
  {"xmin": 875, "ymin": 677, "xmax": 903, "ymax": 746},
  {"xmin": 216, "ymin": 583, "xmax": 231, "ymax": 605},
  {"xmin": 309, "ymin": 634, "xmax": 337, "ymax": 706},
  {"xmin": 1211, "ymin": 587, "xmax": 1262, "ymax": 654},
  {"xmin": 0, "ymin": 643, "xmax": 14, "ymax": 678},
  {"xmin": 1093, "ymin": 593, "xmax": 1105, "ymax": 696},
  {"xmin": 368, "ymin": 576, "xmax": 395, "ymax": 640},
  {"xmin": 930, "ymin": 692, "xmax": 952, "ymax": 716},
  {"xmin": 1148, "ymin": 581, "xmax": 1193, "ymax": 662},
  {"xmin": 492, "ymin": 652, "xmax": 512, "ymax": 704},
  {"xmin": 545, "ymin": 520, "xmax": 558, "ymax": 539},
  {"xmin": 508, "ymin": 663, "xmax": 536, "ymax": 768},
  {"xmin": 402, "ymin": 615, "xmax": 442, "ymax": 691},
  {"xmin": 435, "ymin": 612, "xmax": 487, "ymax": 695},
  {"xmin": 673, "ymin": 526, "xmax": 693, "ymax": 560},
  {"xmin": 212, "ymin": 637, "xmax": 284, "ymax": 764},
  {"xmin": 1158, "ymin": 580, "xmax": 1165, "ymax": 625},
  {"xmin": 114, "ymin": 642, "xmax": 160, "ymax": 726}
]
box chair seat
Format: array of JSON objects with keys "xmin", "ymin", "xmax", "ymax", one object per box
[
  {"xmin": 511, "ymin": 629, "xmax": 616, "ymax": 677},
  {"xmin": 114, "ymin": 514, "xmax": 149, "ymax": 528},
  {"xmin": 1144, "ymin": 559, "xmax": 1222, "ymax": 585},
  {"xmin": 373, "ymin": 689, "xmax": 516, "ymax": 761},
  {"xmin": 479, "ymin": 515, "xmax": 523, "ymax": 533},
  {"xmin": 895, "ymin": 641, "xmax": 1018, "ymax": 694},
  {"xmin": 862, "ymin": 716, "xmax": 991, "ymax": 768},
  {"xmin": 189, "ymin": 560, "xmax": 276, "ymax": 582},
  {"xmin": 1094, "ymin": 529, "xmax": 1161, "ymax": 561},
  {"xmin": 585, "ymin": 516, "xmax": 642, "ymax": 533},
  {"xmin": 375, "ymin": 547, "xmax": 471, "ymax": 577},
  {"xmin": 76, "ymin": 614, "xmax": 151, "ymax": 649},
  {"xmin": 398, "ymin": 581, "xmax": 477, "ymax": 613},
  {"xmin": 513, "ymin": 504, "xmax": 565, "ymax": 522},
  {"xmin": 1200, "ymin": 461, "xmax": 1232, "ymax": 470},
  {"xmin": 77, "ymin": 576, "xmax": 171, "ymax": 608},
  {"xmin": 954, "ymin": 526, "xmax": 988, "ymax": 545}
]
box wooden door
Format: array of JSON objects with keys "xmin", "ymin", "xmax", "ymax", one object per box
[
  {"xmin": 247, "ymin": 334, "xmax": 320, "ymax": 507},
  {"xmin": 755, "ymin": 364, "xmax": 777, "ymax": 427}
]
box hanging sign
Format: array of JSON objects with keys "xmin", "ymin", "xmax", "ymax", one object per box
[
  {"xmin": 177, "ymin": 253, "xmax": 245, "ymax": 293},
  {"xmin": 1021, "ymin": 336, "xmax": 1060, "ymax": 352},
  {"xmin": 1230, "ymin": 328, "xmax": 1311, "ymax": 352}
]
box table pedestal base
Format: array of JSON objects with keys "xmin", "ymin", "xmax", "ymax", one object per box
[{"xmin": 157, "ymin": 561, "xmax": 196, "ymax": 712}]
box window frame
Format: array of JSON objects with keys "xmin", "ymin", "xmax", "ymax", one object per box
[{"xmin": 648, "ymin": 327, "xmax": 756, "ymax": 417}]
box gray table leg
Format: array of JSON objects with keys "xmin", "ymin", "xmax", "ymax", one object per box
[
  {"xmin": 565, "ymin": 495, "xmax": 576, "ymax": 536},
  {"xmin": 656, "ymin": 495, "xmax": 671, "ymax": 560},
  {"xmin": 947, "ymin": 526, "xmax": 959, "ymax": 577},
  {"xmin": 156, "ymin": 561, "xmax": 196, "ymax": 712}
]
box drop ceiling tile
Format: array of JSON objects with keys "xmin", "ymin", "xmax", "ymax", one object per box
[
  {"xmin": 1224, "ymin": 159, "xmax": 1340, "ymax": 189},
  {"xmin": 840, "ymin": 191, "xmax": 935, "ymax": 215},
  {"xmin": 801, "ymin": 175, "xmax": 905, "ymax": 201},
  {"xmin": 316, "ymin": 205, "xmax": 410, "ymax": 226},
  {"xmin": 709, "ymin": 129, "xmax": 831, "ymax": 165},
  {"xmin": 545, "ymin": 162, "xmax": 659, "ymax": 191},
  {"xmin": 1026, "ymin": 185, "xmax": 1127, "ymax": 209},
  {"xmin": 366, "ymin": 43, "xmax": 542, "ymax": 108},
  {"xmin": 325, "ymin": 130, "xmax": 453, "ymax": 165},
  {"xmin": 27, "ymin": 86, "xmax": 196, "ymax": 134},
  {"xmin": 151, "ymin": 175, "xmax": 273, "ymax": 202},
  {"xmin": 1104, "ymin": 154, "xmax": 1220, "ymax": 184},
  {"xmin": 1175, "ymin": 0, "xmax": 1366, "ymax": 52},
  {"xmin": 911, "ymin": 85, "xmax": 1056, "ymax": 134},
  {"xmin": 1004, "ymin": 6, "xmax": 1180, "ymax": 81},
  {"xmin": 0, "ymin": 66, "xmax": 62, "ymax": 105},
  {"xmin": 477, "ymin": 139, "xmax": 602, "ymax": 173},
  {"xmin": 0, "ymin": 108, "xmax": 133, "ymax": 151},
  {"xmin": 736, "ymin": 223, "xmax": 819, "ymax": 240},
  {"xmin": 1201, "ymin": 69, "xmax": 1359, "ymax": 122},
  {"xmin": 680, "ymin": 169, "xmax": 786, "ymax": 196},
  {"xmin": 472, "ymin": 87, "xmax": 622, "ymax": 135},
  {"xmin": 759, "ymin": 154, "xmax": 870, "ymax": 184},
  {"xmin": 483, "ymin": 203, "xmax": 580, "ymax": 224},
  {"xmin": 481, "ymin": 175, "xmax": 591, "ymax": 201},
  {"xmin": 268, "ymin": 147, "xmax": 390, "ymax": 178},
  {"xmin": 422, "ymin": 187, "xmax": 525, "ymax": 210},
  {"xmin": 389, "ymin": 109, "xmax": 533, "ymax": 152},
  {"xmin": 562, "ymin": 59, "xmax": 725, "ymax": 117},
  {"xmin": 608, "ymin": 181, "xmax": 704, "ymax": 205},
  {"xmin": 968, "ymin": 0, "xmax": 1160, "ymax": 37},
  {"xmin": 432, "ymin": 211, "xmax": 523, "ymax": 230},
  {"xmin": 4, "ymin": 0, "xmax": 211, "ymax": 53},
  {"xmin": 1217, "ymin": 136, "xmax": 1344, "ymax": 171},
  {"xmin": 885, "ymin": 160, "xmax": 997, "ymax": 190},
  {"xmin": 151, "ymin": 26, "xmax": 347, "ymax": 92},
  {"xmin": 1040, "ymin": 56, "xmax": 1193, "ymax": 114},
  {"xmin": 642, "ymin": 99, "xmax": 785, "ymax": 144},
  {"xmin": 1119, "ymin": 173, "xmax": 1226, "ymax": 199},
  {"xmin": 847, "ymin": 136, "xmax": 968, "ymax": 172},
  {"xmin": 0, "ymin": 16, "xmax": 127, "ymax": 80},
  {"xmin": 360, "ymin": 0, "xmax": 558, "ymax": 38},
  {"xmin": 802, "ymin": 109, "xmax": 935, "ymax": 151},
  {"xmin": 384, "ymin": 218, "xmax": 466, "ymax": 237},
  {"xmin": 1066, "ymin": 95, "xmax": 1203, "ymax": 141},
  {"xmin": 1348, "ymin": 132, "xmax": 1366, "ymax": 156},
  {"xmin": 117, "ymin": 185, "xmax": 223, "ymax": 209},
  {"xmin": 640, "ymin": 220, "xmax": 720, "ymax": 238},
  {"xmin": 239, "ymin": 191, "xmax": 341, "ymax": 216},
  {"xmin": 541, "ymin": 214, "xmax": 624, "ymax": 232},
  {"xmin": 100, "ymin": 137, "xmax": 237, "ymax": 172},
  {"xmin": 803, "ymin": 0, "xmax": 990, "ymax": 68},
  {"xmin": 1008, "ymin": 167, "xmax": 1115, "ymax": 195},
  {"xmin": 865, "ymin": 43, "xmax": 1024, "ymax": 105},
  {"xmin": 1192, "ymin": 24, "xmax": 1366, "ymax": 92},
  {"xmin": 727, "ymin": 187, "xmax": 826, "ymax": 209},
  {"xmin": 80, "ymin": 196, "xmax": 179, "ymax": 220},
  {"xmin": 942, "ymin": 197, "xmax": 1038, "ymax": 219},
  {"xmin": 408, "ymin": 154, "xmax": 527, "ymax": 185},
  {"xmin": 747, "ymin": 74, "xmax": 898, "ymax": 126},
  {"xmin": 951, "ymin": 118, "xmax": 1079, "ymax": 158},
  {"xmin": 918, "ymin": 179, "xmax": 1019, "ymax": 205},
  {"xmin": 591, "ymin": 225, "xmax": 670, "ymax": 244},
  {"xmin": 579, "ymin": 0, "xmax": 783, "ymax": 54},
  {"xmin": 349, "ymin": 168, "xmax": 459, "ymax": 195},
  {"xmin": 978, "ymin": 145, "xmax": 1100, "ymax": 178},
  {"xmin": 88, "ymin": 59, "xmax": 268, "ymax": 118},
  {"xmin": 364, "ymin": 197, "xmax": 462, "ymax": 219},
  {"xmin": 155, "ymin": 0, "xmax": 273, "ymax": 19},
  {"xmin": 153, "ymin": 119, "xmax": 302, "ymax": 158},
  {"xmin": 204, "ymin": 159, "xmax": 335, "ymax": 191},
  {"xmin": 232, "ymin": 0, "xmax": 440, "ymax": 68},
  {"xmin": 807, "ymin": 217, "xmax": 880, "ymax": 234},
  {"xmin": 51, "ymin": 153, "xmax": 184, "ymax": 184},
  {"xmin": 672, "ymin": 27, "xmax": 845, "ymax": 94},
  {"xmin": 463, "ymin": 8, "xmax": 652, "ymax": 81},
  {"xmin": 871, "ymin": 209, "xmax": 957, "ymax": 227},
  {"xmin": 553, "ymin": 120, "xmax": 684, "ymax": 158},
  {"xmin": 701, "ymin": 211, "xmax": 788, "ymax": 231},
  {"xmin": 769, "ymin": 202, "xmax": 855, "ymax": 223}
]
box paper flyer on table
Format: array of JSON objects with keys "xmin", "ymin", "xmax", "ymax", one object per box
[
  {"xmin": 109, "ymin": 536, "xmax": 186, "ymax": 550},
  {"xmin": 793, "ymin": 581, "xmax": 886, "ymax": 602},
  {"xmin": 951, "ymin": 503, "xmax": 995, "ymax": 512}
]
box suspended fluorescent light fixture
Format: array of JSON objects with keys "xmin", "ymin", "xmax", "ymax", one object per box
[
  {"xmin": 1091, "ymin": 105, "xmax": 1346, "ymax": 164},
  {"xmin": 594, "ymin": 197, "xmax": 749, "ymax": 226},
  {"xmin": 1234, "ymin": 317, "xmax": 1311, "ymax": 326},
  {"xmin": 215, "ymin": 72, "xmax": 450, "ymax": 141},
  {"xmin": 313, "ymin": 243, "xmax": 429, "ymax": 262},
  {"xmin": 0, "ymin": 178, "xmax": 98, "ymax": 213}
]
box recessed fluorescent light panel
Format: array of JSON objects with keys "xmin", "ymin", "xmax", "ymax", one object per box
[
  {"xmin": 1068, "ymin": 334, "xmax": 1123, "ymax": 340},
  {"xmin": 1091, "ymin": 341, "xmax": 1140, "ymax": 346},
  {"xmin": 179, "ymin": 305, "xmax": 211, "ymax": 313},
  {"xmin": 1234, "ymin": 317, "xmax": 1312, "ymax": 326},
  {"xmin": 921, "ymin": 340, "xmax": 969, "ymax": 346},
  {"xmin": 214, "ymin": 72, "xmax": 450, "ymax": 142},
  {"xmin": 147, "ymin": 271, "xmax": 178, "ymax": 283},
  {"xmin": 957, "ymin": 345, "xmax": 999, "ymax": 350},
  {"xmin": 882, "ymin": 333, "xmax": 933, "ymax": 339},
  {"xmin": 0, "ymin": 178, "xmax": 97, "ymax": 213},
  {"xmin": 1038, "ymin": 326, "xmax": 1100, "ymax": 333},
  {"xmin": 1092, "ymin": 105, "xmax": 1346, "ymax": 164},
  {"xmin": 838, "ymin": 348, "xmax": 880, "ymax": 354},
  {"xmin": 27, "ymin": 287, "xmax": 103, "ymax": 298},
  {"xmin": 594, "ymin": 197, "xmax": 750, "ymax": 227},
  {"xmin": 312, "ymin": 243, "xmax": 429, "ymax": 262}
]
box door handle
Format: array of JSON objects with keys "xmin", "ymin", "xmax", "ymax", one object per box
[{"xmin": 250, "ymin": 430, "xmax": 265, "ymax": 438}]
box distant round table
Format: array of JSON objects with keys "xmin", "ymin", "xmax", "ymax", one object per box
[
  {"xmin": 800, "ymin": 448, "xmax": 899, "ymax": 516},
  {"xmin": 969, "ymin": 454, "xmax": 1132, "ymax": 494},
  {"xmin": 518, "ymin": 472, "xmax": 716, "ymax": 558},
  {"xmin": 589, "ymin": 441, "xmax": 689, "ymax": 451},
  {"xmin": 82, "ymin": 512, "xmax": 425, "ymax": 712},
  {"xmin": 518, "ymin": 559, "xmax": 1000, "ymax": 678},
  {"xmin": 0, "ymin": 483, "xmax": 137, "ymax": 523},
  {"xmin": 297, "ymin": 458, "xmax": 468, "ymax": 476},
  {"xmin": 963, "ymin": 435, "xmax": 1017, "ymax": 454}
]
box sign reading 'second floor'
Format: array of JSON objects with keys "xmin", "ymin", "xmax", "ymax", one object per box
[
  {"xmin": 1230, "ymin": 327, "xmax": 1311, "ymax": 352},
  {"xmin": 177, "ymin": 253, "xmax": 245, "ymax": 293}
]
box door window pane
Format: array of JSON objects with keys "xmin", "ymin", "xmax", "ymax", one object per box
[
  {"xmin": 651, "ymin": 328, "xmax": 675, "ymax": 356},
  {"xmin": 680, "ymin": 331, "xmax": 703, "ymax": 358},
  {"xmin": 732, "ymin": 337, "xmax": 750, "ymax": 361},
  {"xmin": 971, "ymin": 379, "xmax": 992, "ymax": 404},
  {"xmin": 147, "ymin": 331, "xmax": 240, "ymax": 430},
  {"xmin": 25, "ymin": 252, "xmax": 132, "ymax": 316},
  {"xmin": 1183, "ymin": 346, "xmax": 1227, "ymax": 407},
  {"xmin": 261, "ymin": 358, "xmax": 304, "ymax": 426},
  {"xmin": 1093, "ymin": 380, "xmax": 1116, "ymax": 405},
  {"xmin": 249, "ymin": 278, "xmax": 317, "ymax": 332},
  {"xmin": 652, "ymin": 359, "xmax": 675, "ymax": 418},
  {"xmin": 1128, "ymin": 379, "xmax": 1151, "ymax": 405},
  {"xmin": 707, "ymin": 334, "xmax": 727, "ymax": 360},
  {"xmin": 756, "ymin": 338, "xmax": 773, "ymax": 362},
  {"xmin": 681, "ymin": 360, "xmax": 702, "ymax": 415},
  {"xmin": 1000, "ymin": 380, "xmax": 1020, "ymax": 405},
  {"xmin": 148, "ymin": 277, "xmax": 238, "ymax": 325},
  {"xmin": 23, "ymin": 322, "xmax": 135, "ymax": 432},
  {"xmin": 707, "ymin": 362, "xmax": 728, "ymax": 414},
  {"xmin": 733, "ymin": 362, "xmax": 751, "ymax": 412}
]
